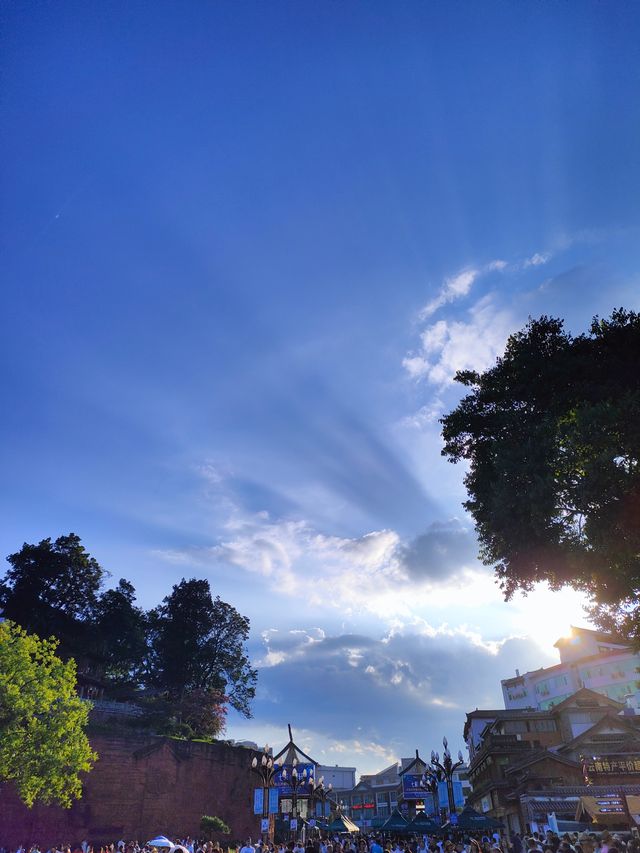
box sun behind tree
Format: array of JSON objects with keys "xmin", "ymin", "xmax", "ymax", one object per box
[{"xmin": 441, "ymin": 308, "xmax": 640, "ymax": 639}]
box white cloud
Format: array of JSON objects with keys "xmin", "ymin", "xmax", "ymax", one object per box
[
  {"xmin": 421, "ymin": 319, "xmax": 449, "ymax": 353},
  {"xmin": 445, "ymin": 268, "xmax": 478, "ymax": 297},
  {"xmin": 155, "ymin": 506, "xmax": 501, "ymax": 620},
  {"xmin": 418, "ymin": 259, "xmax": 509, "ymax": 321},
  {"xmin": 399, "ymin": 398, "xmax": 445, "ymax": 429},
  {"xmin": 524, "ymin": 251, "xmax": 552, "ymax": 267},
  {"xmin": 486, "ymin": 259, "xmax": 508, "ymax": 271},
  {"xmin": 404, "ymin": 294, "xmax": 516, "ymax": 386},
  {"xmin": 157, "ymin": 514, "xmax": 408, "ymax": 611},
  {"xmin": 196, "ymin": 461, "xmax": 224, "ymax": 484},
  {"xmin": 419, "ymin": 268, "xmax": 479, "ymax": 320},
  {"xmin": 401, "ymin": 355, "xmax": 430, "ymax": 379},
  {"xmin": 235, "ymin": 622, "xmax": 566, "ymax": 770}
]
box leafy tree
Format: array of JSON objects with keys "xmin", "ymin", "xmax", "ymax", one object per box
[
  {"xmin": 441, "ymin": 309, "xmax": 640, "ymax": 638},
  {"xmin": 92, "ymin": 579, "xmax": 148, "ymax": 687},
  {"xmin": 177, "ymin": 688, "xmax": 228, "ymax": 738},
  {"xmin": 140, "ymin": 688, "xmax": 228, "ymax": 739},
  {"xmin": 148, "ymin": 578, "xmax": 257, "ymax": 716},
  {"xmin": 0, "ymin": 537, "xmax": 149, "ymax": 692},
  {"xmin": 200, "ymin": 815, "xmax": 230, "ymax": 838},
  {"xmin": 0, "ymin": 621, "xmax": 97, "ymax": 807},
  {"xmin": 0, "ymin": 534, "xmax": 105, "ymax": 655}
]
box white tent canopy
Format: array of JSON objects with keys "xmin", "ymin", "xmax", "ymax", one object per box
[{"xmin": 147, "ymin": 838, "xmax": 173, "ymax": 848}]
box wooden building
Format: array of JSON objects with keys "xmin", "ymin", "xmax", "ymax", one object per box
[{"xmin": 465, "ymin": 689, "xmax": 640, "ymax": 835}]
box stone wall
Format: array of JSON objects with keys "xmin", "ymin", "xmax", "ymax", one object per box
[{"xmin": 1, "ymin": 734, "xmax": 259, "ymax": 848}]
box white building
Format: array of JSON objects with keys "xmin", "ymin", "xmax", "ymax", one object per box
[
  {"xmin": 316, "ymin": 763, "xmax": 356, "ymax": 789},
  {"xmin": 502, "ymin": 626, "xmax": 640, "ymax": 711}
]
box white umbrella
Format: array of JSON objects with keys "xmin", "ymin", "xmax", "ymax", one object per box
[
  {"xmin": 147, "ymin": 838, "xmax": 173, "ymax": 849},
  {"xmin": 170, "ymin": 847, "xmax": 189, "ymax": 853}
]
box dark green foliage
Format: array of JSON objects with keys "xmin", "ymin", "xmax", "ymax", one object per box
[
  {"xmin": 148, "ymin": 578, "xmax": 257, "ymax": 717},
  {"xmin": 0, "ymin": 536, "xmax": 257, "ymax": 728},
  {"xmin": 0, "ymin": 534, "xmax": 104, "ymax": 657},
  {"xmin": 92, "ymin": 579, "xmax": 148, "ymax": 686},
  {"xmin": 441, "ymin": 309, "xmax": 640, "ymax": 639},
  {"xmin": 200, "ymin": 815, "xmax": 231, "ymax": 838}
]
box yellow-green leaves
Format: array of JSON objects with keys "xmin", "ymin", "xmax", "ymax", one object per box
[{"xmin": 0, "ymin": 621, "xmax": 97, "ymax": 807}]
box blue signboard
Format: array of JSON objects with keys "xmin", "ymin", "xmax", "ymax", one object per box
[
  {"xmin": 402, "ymin": 773, "xmax": 427, "ymax": 800},
  {"xmin": 273, "ymin": 763, "xmax": 315, "ymax": 796},
  {"xmin": 269, "ymin": 788, "xmax": 279, "ymax": 814},
  {"xmin": 254, "ymin": 788, "xmax": 264, "ymax": 815},
  {"xmin": 256, "ymin": 787, "xmax": 283, "ymax": 814},
  {"xmin": 438, "ymin": 781, "xmax": 465, "ymax": 809}
]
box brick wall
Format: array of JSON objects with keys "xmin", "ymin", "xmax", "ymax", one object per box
[{"xmin": 0, "ymin": 734, "xmax": 259, "ymax": 848}]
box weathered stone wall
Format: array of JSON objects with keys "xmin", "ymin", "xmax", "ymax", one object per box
[{"xmin": 1, "ymin": 734, "xmax": 258, "ymax": 848}]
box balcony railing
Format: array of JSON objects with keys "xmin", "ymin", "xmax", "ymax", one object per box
[{"xmin": 85, "ymin": 698, "xmax": 143, "ymax": 717}]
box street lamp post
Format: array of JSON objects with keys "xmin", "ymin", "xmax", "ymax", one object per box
[
  {"xmin": 430, "ymin": 737, "xmax": 465, "ymax": 818},
  {"xmin": 309, "ymin": 776, "xmax": 333, "ymax": 826},
  {"xmin": 417, "ymin": 769, "xmax": 441, "ymax": 818},
  {"xmin": 281, "ymin": 757, "xmax": 311, "ymax": 840},
  {"xmin": 251, "ymin": 747, "xmax": 280, "ymax": 845}
]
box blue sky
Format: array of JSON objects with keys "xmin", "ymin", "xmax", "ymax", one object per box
[{"xmin": 2, "ymin": 1, "xmax": 640, "ymax": 774}]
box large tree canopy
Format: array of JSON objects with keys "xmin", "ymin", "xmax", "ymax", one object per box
[
  {"xmin": 0, "ymin": 536, "xmax": 148, "ymax": 685},
  {"xmin": 0, "ymin": 621, "xmax": 96, "ymax": 807},
  {"xmin": 441, "ymin": 309, "xmax": 640, "ymax": 638},
  {"xmin": 1, "ymin": 536, "xmax": 257, "ymax": 729},
  {"xmin": 148, "ymin": 578, "xmax": 257, "ymax": 716},
  {"xmin": 0, "ymin": 534, "xmax": 104, "ymax": 654},
  {"xmin": 92, "ymin": 578, "xmax": 148, "ymax": 687}
]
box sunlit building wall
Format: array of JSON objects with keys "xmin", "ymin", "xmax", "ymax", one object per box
[{"xmin": 502, "ymin": 627, "xmax": 640, "ymax": 711}]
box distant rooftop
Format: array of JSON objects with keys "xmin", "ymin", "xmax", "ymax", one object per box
[{"xmin": 553, "ymin": 625, "xmax": 628, "ymax": 649}]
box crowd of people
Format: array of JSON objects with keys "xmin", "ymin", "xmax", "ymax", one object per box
[
  {"xmin": 4, "ymin": 829, "xmax": 640, "ymax": 853},
  {"xmin": 238, "ymin": 831, "xmax": 640, "ymax": 853}
]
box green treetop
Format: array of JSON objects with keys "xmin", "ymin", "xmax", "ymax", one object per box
[
  {"xmin": 441, "ymin": 309, "xmax": 640, "ymax": 638},
  {"xmin": 0, "ymin": 620, "xmax": 97, "ymax": 807}
]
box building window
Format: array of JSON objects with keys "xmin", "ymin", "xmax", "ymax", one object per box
[{"xmin": 534, "ymin": 720, "xmax": 557, "ymax": 732}]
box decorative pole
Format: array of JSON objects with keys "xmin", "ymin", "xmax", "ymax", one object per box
[
  {"xmin": 281, "ymin": 757, "xmax": 311, "ymax": 840},
  {"xmin": 309, "ymin": 775, "xmax": 334, "ymax": 826},
  {"xmin": 418, "ymin": 770, "xmax": 441, "ymax": 818},
  {"xmin": 412, "ymin": 749, "xmax": 441, "ymax": 818},
  {"xmin": 251, "ymin": 746, "xmax": 280, "ymax": 844},
  {"xmin": 431, "ymin": 737, "xmax": 465, "ymax": 817}
]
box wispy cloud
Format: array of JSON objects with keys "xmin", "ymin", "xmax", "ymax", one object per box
[
  {"xmin": 399, "ymin": 398, "xmax": 445, "ymax": 428},
  {"xmin": 402, "ymin": 236, "xmax": 622, "ymax": 388},
  {"xmin": 403, "ymin": 294, "xmax": 516, "ymax": 385},
  {"xmin": 419, "ymin": 268, "xmax": 480, "ymax": 320},
  {"xmin": 418, "ymin": 259, "xmax": 508, "ymax": 320},
  {"xmin": 523, "ymin": 251, "xmax": 552, "ymax": 268},
  {"xmin": 415, "ymin": 245, "xmax": 555, "ymax": 329},
  {"xmin": 486, "ymin": 259, "xmax": 508, "ymax": 272},
  {"xmin": 156, "ymin": 511, "xmax": 404, "ymax": 606},
  {"xmin": 155, "ymin": 499, "xmax": 496, "ymax": 619}
]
